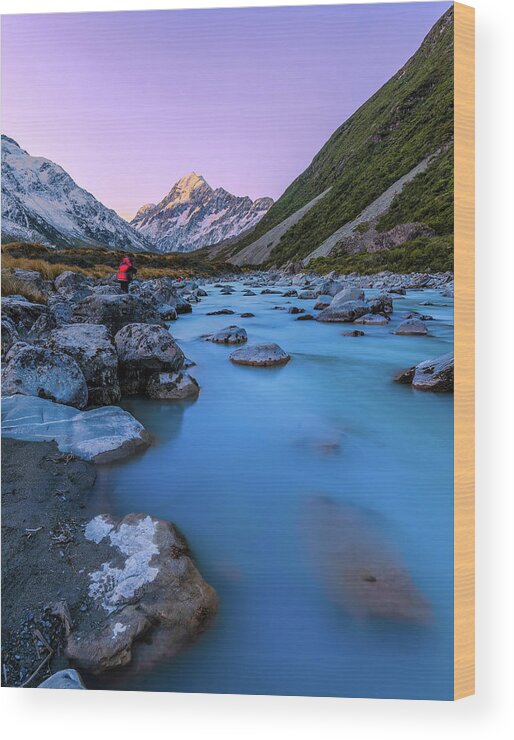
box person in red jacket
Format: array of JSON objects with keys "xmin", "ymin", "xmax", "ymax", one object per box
[{"xmin": 117, "ymin": 255, "xmax": 137, "ymax": 293}]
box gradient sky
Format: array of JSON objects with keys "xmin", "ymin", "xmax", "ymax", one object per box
[{"xmin": 1, "ymin": 3, "xmax": 451, "ymax": 220}]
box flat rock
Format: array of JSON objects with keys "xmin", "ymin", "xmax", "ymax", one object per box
[
  {"xmin": 296, "ymin": 313, "xmax": 314, "ymax": 321},
  {"xmin": 2, "ymin": 342, "xmax": 88, "ymax": 409},
  {"xmin": 1, "ymin": 395, "xmax": 150, "ymax": 462},
  {"xmin": 230, "ymin": 342, "xmax": 290, "ymax": 367},
  {"xmin": 206, "ymin": 309, "xmax": 235, "ymax": 316}
]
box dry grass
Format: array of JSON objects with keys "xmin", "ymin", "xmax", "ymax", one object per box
[
  {"xmin": 1, "ymin": 273, "xmax": 48, "ymax": 304},
  {"xmin": 1, "ymin": 242, "xmax": 238, "ymax": 281}
]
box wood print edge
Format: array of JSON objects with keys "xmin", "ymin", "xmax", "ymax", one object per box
[{"xmin": 453, "ymin": 1, "xmax": 475, "ymax": 701}]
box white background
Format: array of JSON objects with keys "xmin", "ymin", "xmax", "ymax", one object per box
[{"xmin": 1, "ymin": 1, "xmax": 513, "ymax": 738}]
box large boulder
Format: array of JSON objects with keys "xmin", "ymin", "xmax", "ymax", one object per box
[
  {"xmin": 146, "ymin": 371, "xmax": 200, "ymax": 400},
  {"xmin": 316, "ymin": 278, "xmax": 344, "ymax": 297},
  {"xmin": 2, "ymin": 343, "xmax": 88, "ymax": 409},
  {"xmin": 1, "ymin": 296, "xmax": 49, "ymax": 334},
  {"xmin": 331, "ymin": 287, "xmax": 365, "ymax": 305},
  {"xmin": 72, "ymin": 294, "xmax": 162, "ymax": 335},
  {"xmin": 48, "ymin": 324, "xmax": 121, "ymax": 406},
  {"xmin": 1, "ymin": 315, "xmax": 19, "ymax": 358},
  {"xmin": 65, "ymin": 513, "xmax": 218, "ymax": 674},
  {"xmin": 209, "ymin": 325, "xmax": 248, "ymax": 344},
  {"xmin": 367, "ymin": 293, "xmax": 394, "ymax": 315},
  {"xmin": 1, "ymin": 395, "xmax": 150, "ymax": 462},
  {"xmin": 230, "ymin": 342, "xmax": 291, "ymax": 367},
  {"xmin": 395, "ymin": 352, "xmax": 454, "ymax": 392},
  {"xmin": 54, "ymin": 271, "xmax": 92, "ymax": 292},
  {"xmin": 114, "ymin": 323, "xmax": 185, "ymax": 395},
  {"xmin": 393, "ymin": 318, "xmax": 428, "ymax": 335},
  {"xmin": 315, "ymin": 300, "xmax": 369, "ymax": 323}
]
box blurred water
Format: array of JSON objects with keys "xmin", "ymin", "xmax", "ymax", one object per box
[{"xmin": 95, "ymin": 281, "xmax": 454, "ymax": 699}]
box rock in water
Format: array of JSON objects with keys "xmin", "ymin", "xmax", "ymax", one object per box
[
  {"xmin": 209, "ymin": 325, "xmax": 248, "ymax": 344},
  {"xmin": 2, "ymin": 343, "xmax": 88, "ymax": 409},
  {"xmin": 315, "ymin": 300, "xmax": 369, "ymax": 323},
  {"xmin": 66, "ymin": 513, "xmax": 218, "ymax": 674},
  {"xmin": 72, "ymin": 294, "xmax": 162, "ymax": 335},
  {"xmin": 353, "ymin": 313, "xmax": 389, "ymax": 325},
  {"xmin": 393, "ymin": 318, "xmax": 428, "ymax": 335},
  {"xmin": 229, "ymin": 342, "xmax": 290, "ymax": 366},
  {"xmin": 146, "ymin": 371, "xmax": 200, "ymax": 400},
  {"xmin": 48, "ymin": 323, "xmax": 121, "ymax": 406},
  {"xmin": 1, "ymin": 395, "xmax": 150, "ymax": 462},
  {"xmin": 331, "ymin": 287, "xmax": 365, "ymax": 305},
  {"xmin": 304, "ymin": 498, "xmax": 431, "ymax": 624},
  {"xmin": 114, "ymin": 322, "xmax": 185, "ymax": 395},
  {"xmin": 395, "ymin": 352, "xmax": 454, "ymax": 392},
  {"xmin": 38, "ymin": 669, "xmax": 86, "ymax": 690},
  {"xmin": 206, "ymin": 308, "xmax": 235, "ymax": 316}
]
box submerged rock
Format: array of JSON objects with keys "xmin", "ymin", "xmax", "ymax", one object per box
[
  {"xmin": 305, "ymin": 498, "xmax": 431, "ymax": 624},
  {"xmin": 48, "ymin": 323, "xmax": 120, "ymax": 406},
  {"xmin": 1, "ymin": 395, "xmax": 150, "ymax": 462},
  {"xmin": 230, "ymin": 342, "xmax": 290, "ymax": 367},
  {"xmin": 66, "ymin": 513, "xmax": 218, "ymax": 674},
  {"xmin": 2, "ymin": 343, "xmax": 88, "ymax": 409},
  {"xmin": 342, "ymin": 330, "xmax": 365, "ymax": 336},
  {"xmin": 209, "ymin": 325, "xmax": 248, "ymax": 344},
  {"xmin": 395, "ymin": 352, "xmax": 454, "ymax": 392},
  {"xmin": 206, "ymin": 308, "xmax": 235, "ymax": 316},
  {"xmin": 393, "ymin": 318, "xmax": 428, "ymax": 335},
  {"xmin": 288, "ymin": 306, "xmax": 305, "ymax": 314},
  {"xmin": 240, "ymin": 312, "xmax": 255, "ymax": 318},
  {"xmin": 296, "ymin": 313, "xmax": 314, "ymax": 321}
]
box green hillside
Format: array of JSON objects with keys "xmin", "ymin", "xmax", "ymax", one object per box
[{"xmin": 229, "ymin": 6, "xmax": 454, "ymax": 271}]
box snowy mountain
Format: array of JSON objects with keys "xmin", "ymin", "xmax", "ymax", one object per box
[
  {"xmin": 1, "ymin": 136, "xmax": 152, "ymax": 252},
  {"xmin": 131, "ymin": 172, "xmax": 273, "ymax": 253}
]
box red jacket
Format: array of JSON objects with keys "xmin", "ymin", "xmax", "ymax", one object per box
[{"xmin": 117, "ymin": 257, "xmax": 135, "ymax": 282}]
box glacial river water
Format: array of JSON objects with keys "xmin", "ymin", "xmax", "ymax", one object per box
[{"xmin": 95, "ymin": 280, "xmax": 454, "ymax": 700}]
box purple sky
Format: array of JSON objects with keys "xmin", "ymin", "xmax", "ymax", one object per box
[{"xmin": 1, "ymin": 3, "xmax": 451, "ymax": 220}]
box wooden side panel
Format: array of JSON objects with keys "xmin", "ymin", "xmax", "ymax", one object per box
[{"xmin": 453, "ymin": 1, "xmax": 475, "ymax": 701}]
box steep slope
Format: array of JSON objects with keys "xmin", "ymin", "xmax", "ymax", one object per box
[
  {"xmin": 227, "ymin": 6, "xmax": 454, "ymax": 271},
  {"xmin": 131, "ymin": 173, "xmax": 273, "ymax": 253},
  {"xmin": 1, "ymin": 136, "xmax": 153, "ymax": 252}
]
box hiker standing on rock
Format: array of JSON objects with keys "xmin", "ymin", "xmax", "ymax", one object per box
[{"xmin": 117, "ymin": 255, "xmax": 137, "ymax": 293}]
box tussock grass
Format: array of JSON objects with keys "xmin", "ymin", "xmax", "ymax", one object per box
[{"xmin": 1, "ymin": 273, "xmax": 48, "ymax": 304}]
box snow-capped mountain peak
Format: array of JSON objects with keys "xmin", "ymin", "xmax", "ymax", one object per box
[
  {"xmin": 1, "ymin": 135, "xmax": 152, "ymax": 252},
  {"xmin": 131, "ymin": 174, "xmax": 273, "ymax": 253}
]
